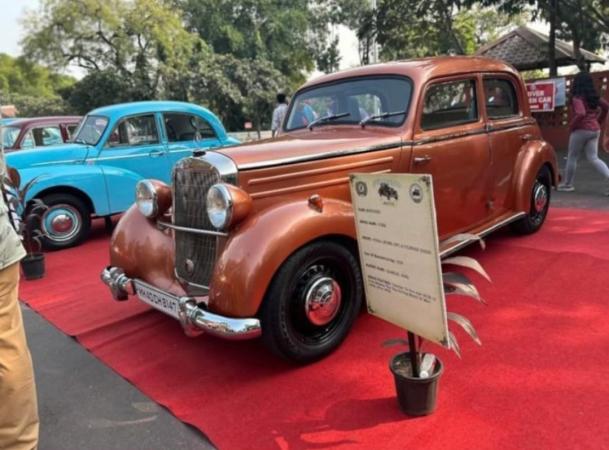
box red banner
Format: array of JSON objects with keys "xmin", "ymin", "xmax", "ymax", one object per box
[{"xmin": 526, "ymin": 81, "xmax": 556, "ymax": 112}]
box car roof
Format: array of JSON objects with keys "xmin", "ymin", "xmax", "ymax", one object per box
[
  {"xmin": 299, "ymin": 56, "xmax": 520, "ymax": 91},
  {"xmin": 6, "ymin": 116, "xmax": 82, "ymax": 127},
  {"xmin": 88, "ymin": 101, "xmax": 216, "ymax": 120}
]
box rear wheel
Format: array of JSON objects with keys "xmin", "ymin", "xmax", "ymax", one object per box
[
  {"xmin": 260, "ymin": 240, "xmax": 363, "ymax": 363},
  {"xmin": 39, "ymin": 193, "xmax": 91, "ymax": 250},
  {"xmin": 511, "ymin": 166, "xmax": 551, "ymax": 235}
]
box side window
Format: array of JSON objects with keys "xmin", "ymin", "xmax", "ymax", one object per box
[
  {"xmin": 32, "ymin": 126, "xmax": 63, "ymax": 146},
  {"xmin": 107, "ymin": 115, "xmax": 159, "ymax": 147},
  {"xmin": 21, "ymin": 131, "xmax": 35, "ymax": 149},
  {"xmin": 421, "ymin": 79, "xmax": 478, "ymax": 130},
  {"xmin": 163, "ymin": 113, "xmax": 217, "ymax": 142},
  {"xmin": 484, "ymin": 78, "xmax": 519, "ymax": 119}
]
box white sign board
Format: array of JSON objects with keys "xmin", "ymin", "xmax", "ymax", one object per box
[{"xmin": 350, "ymin": 173, "xmax": 449, "ymax": 347}]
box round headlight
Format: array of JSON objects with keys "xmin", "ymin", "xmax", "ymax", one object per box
[
  {"xmin": 136, "ymin": 180, "xmax": 158, "ymax": 218},
  {"xmin": 206, "ymin": 184, "xmax": 233, "ymax": 230}
]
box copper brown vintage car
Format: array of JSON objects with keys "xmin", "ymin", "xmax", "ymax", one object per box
[{"xmin": 102, "ymin": 56, "xmax": 558, "ymax": 363}]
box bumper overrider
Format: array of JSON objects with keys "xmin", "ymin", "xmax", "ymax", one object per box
[{"xmin": 100, "ymin": 266, "xmax": 261, "ymax": 340}]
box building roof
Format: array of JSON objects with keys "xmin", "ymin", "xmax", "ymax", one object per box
[{"xmin": 476, "ymin": 26, "xmax": 605, "ymax": 71}]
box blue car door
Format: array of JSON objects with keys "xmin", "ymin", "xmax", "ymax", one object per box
[
  {"xmin": 95, "ymin": 113, "xmax": 170, "ymax": 213},
  {"xmin": 162, "ymin": 112, "xmax": 222, "ymax": 167}
]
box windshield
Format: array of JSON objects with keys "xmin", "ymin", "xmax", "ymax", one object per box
[
  {"xmin": 285, "ymin": 76, "xmax": 412, "ymax": 131},
  {"xmin": 2, "ymin": 126, "xmax": 21, "ymax": 148},
  {"xmin": 73, "ymin": 115, "xmax": 108, "ymax": 145}
]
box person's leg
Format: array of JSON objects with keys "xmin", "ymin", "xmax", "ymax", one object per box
[
  {"xmin": 562, "ymin": 130, "xmax": 586, "ymax": 189},
  {"xmin": 0, "ymin": 262, "xmax": 39, "ymax": 450},
  {"xmin": 582, "ymin": 131, "xmax": 609, "ymax": 193}
]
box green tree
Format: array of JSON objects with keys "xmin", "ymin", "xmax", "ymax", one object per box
[
  {"xmin": 64, "ymin": 70, "xmax": 131, "ymax": 114},
  {"xmin": 22, "ymin": 0, "xmax": 199, "ymax": 100},
  {"xmin": 188, "ymin": 53, "xmax": 287, "ymax": 135},
  {"xmin": 0, "ymin": 53, "xmax": 74, "ymax": 98},
  {"xmin": 174, "ymin": 0, "xmax": 365, "ymax": 86},
  {"xmin": 357, "ymin": 0, "xmax": 530, "ymax": 61}
]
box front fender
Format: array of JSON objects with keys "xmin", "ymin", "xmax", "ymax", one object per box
[
  {"xmin": 512, "ymin": 140, "xmax": 558, "ymax": 212},
  {"xmin": 17, "ymin": 165, "xmax": 108, "ymax": 215},
  {"xmin": 209, "ymin": 197, "xmax": 356, "ymax": 317}
]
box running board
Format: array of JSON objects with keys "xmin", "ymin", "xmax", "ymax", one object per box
[{"xmin": 439, "ymin": 212, "xmax": 526, "ymax": 258}]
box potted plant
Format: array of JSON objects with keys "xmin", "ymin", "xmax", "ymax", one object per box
[
  {"xmin": 386, "ymin": 235, "xmax": 490, "ymax": 416},
  {"xmin": 2, "ymin": 167, "xmax": 48, "ymax": 280}
]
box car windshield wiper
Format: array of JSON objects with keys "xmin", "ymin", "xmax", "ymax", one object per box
[
  {"xmin": 308, "ymin": 112, "xmax": 350, "ymax": 130},
  {"xmin": 72, "ymin": 138, "xmax": 89, "ymax": 145},
  {"xmin": 359, "ymin": 110, "xmax": 407, "ymax": 127}
]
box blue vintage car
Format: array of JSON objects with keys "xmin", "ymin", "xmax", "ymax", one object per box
[{"xmin": 5, "ymin": 101, "xmax": 238, "ymax": 249}]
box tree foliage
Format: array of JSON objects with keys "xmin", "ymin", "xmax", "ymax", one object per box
[
  {"xmin": 357, "ymin": 0, "xmax": 530, "ymax": 61},
  {"xmin": 22, "ymin": 0, "xmax": 199, "ymax": 99}
]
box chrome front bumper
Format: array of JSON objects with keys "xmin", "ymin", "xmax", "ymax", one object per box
[{"xmin": 100, "ymin": 267, "xmax": 261, "ymax": 340}]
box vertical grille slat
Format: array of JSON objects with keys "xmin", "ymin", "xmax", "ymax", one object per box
[{"xmin": 174, "ymin": 159, "xmax": 221, "ymax": 289}]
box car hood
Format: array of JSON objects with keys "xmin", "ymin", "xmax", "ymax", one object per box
[
  {"xmin": 217, "ymin": 127, "xmax": 403, "ymax": 170},
  {"xmin": 4, "ymin": 144, "xmax": 91, "ymax": 170}
]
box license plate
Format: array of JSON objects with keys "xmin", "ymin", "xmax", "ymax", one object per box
[{"xmin": 134, "ymin": 281, "xmax": 180, "ymax": 319}]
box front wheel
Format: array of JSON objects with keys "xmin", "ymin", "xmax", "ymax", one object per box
[
  {"xmin": 39, "ymin": 193, "xmax": 91, "ymax": 250},
  {"xmin": 260, "ymin": 240, "xmax": 363, "ymax": 363},
  {"xmin": 511, "ymin": 166, "xmax": 552, "ymax": 235}
]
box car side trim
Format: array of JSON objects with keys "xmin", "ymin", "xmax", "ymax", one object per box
[{"xmin": 238, "ymin": 141, "xmax": 404, "ymax": 170}]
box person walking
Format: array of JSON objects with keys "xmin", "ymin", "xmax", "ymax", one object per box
[
  {"xmin": 558, "ymin": 71, "xmax": 609, "ymax": 194},
  {"xmin": 271, "ymin": 93, "xmax": 288, "ymax": 138},
  {"xmin": 0, "ymin": 143, "xmax": 39, "ymax": 449}
]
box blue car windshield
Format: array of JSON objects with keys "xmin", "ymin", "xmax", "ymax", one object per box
[
  {"xmin": 2, "ymin": 126, "xmax": 21, "ymax": 148},
  {"xmin": 285, "ymin": 76, "xmax": 412, "ymax": 131},
  {"xmin": 73, "ymin": 115, "xmax": 109, "ymax": 145}
]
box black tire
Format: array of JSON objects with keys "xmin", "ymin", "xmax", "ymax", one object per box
[
  {"xmin": 511, "ymin": 165, "xmax": 552, "ymax": 235},
  {"xmin": 260, "ymin": 240, "xmax": 363, "ymax": 363},
  {"xmin": 39, "ymin": 193, "xmax": 91, "ymax": 250}
]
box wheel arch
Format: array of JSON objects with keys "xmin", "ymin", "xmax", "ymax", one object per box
[
  {"xmin": 34, "ymin": 186, "xmax": 95, "ymax": 215},
  {"xmin": 512, "ymin": 140, "xmax": 558, "ymax": 212},
  {"xmin": 207, "ymin": 198, "xmax": 359, "ymax": 318}
]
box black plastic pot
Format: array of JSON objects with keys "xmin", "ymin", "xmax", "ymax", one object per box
[
  {"xmin": 21, "ymin": 253, "xmax": 45, "ymax": 280},
  {"xmin": 389, "ymin": 352, "xmax": 443, "ymax": 416}
]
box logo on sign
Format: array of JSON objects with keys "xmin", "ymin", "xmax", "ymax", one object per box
[
  {"xmin": 355, "ymin": 181, "xmax": 368, "ymax": 197},
  {"xmin": 409, "ymin": 183, "xmax": 423, "ymax": 203}
]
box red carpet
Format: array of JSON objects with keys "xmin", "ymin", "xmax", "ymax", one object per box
[{"xmin": 19, "ymin": 209, "xmax": 609, "ymax": 449}]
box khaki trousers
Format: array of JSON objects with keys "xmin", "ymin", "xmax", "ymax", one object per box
[{"xmin": 0, "ymin": 263, "xmax": 38, "ymax": 450}]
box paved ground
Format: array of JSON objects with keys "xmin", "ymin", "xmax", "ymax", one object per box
[
  {"xmin": 20, "ymin": 144, "xmax": 609, "ymax": 450},
  {"xmin": 23, "ymin": 307, "xmax": 214, "ymax": 450}
]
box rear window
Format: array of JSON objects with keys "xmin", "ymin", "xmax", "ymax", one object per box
[{"xmin": 484, "ymin": 78, "xmax": 519, "ymax": 119}]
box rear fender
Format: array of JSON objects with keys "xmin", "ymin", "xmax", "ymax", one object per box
[
  {"xmin": 512, "ymin": 140, "xmax": 558, "ymax": 212},
  {"xmin": 209, "ymin": 197, "xmax": 356, "ymax": 317}
]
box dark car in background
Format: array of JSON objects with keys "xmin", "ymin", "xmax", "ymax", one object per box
[{"xmin": 2, "ymin": 116, "xmax": 82, "ymax": 151}]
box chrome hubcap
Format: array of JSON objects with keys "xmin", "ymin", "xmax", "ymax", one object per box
[
  {"xmin": 51, "ymin": 214, "xmax": 74, "ymax": 233},
  {"xmin": 304, "ymin": 276, "xmax": 342, "ymax": 326},
  {"xmin": 533, "ymin": 182, "xmax": 548, "ymax": 213},
  {"xmin": 43, "ymin": 204, "xmax": 81, "ymax": 242}
]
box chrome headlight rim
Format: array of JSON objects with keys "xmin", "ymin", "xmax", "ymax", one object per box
[
  {"xmin": 136, "ymin": 179, "xmax": 158, "ymax": 218},
  {"xmin": 206, "ymin": 183, "xmax": 233, "ymax": 230}
]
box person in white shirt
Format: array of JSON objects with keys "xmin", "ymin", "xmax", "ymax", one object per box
[{"xmin": 271, "ymin": 93, "xmax": 288, "ymax": 137}]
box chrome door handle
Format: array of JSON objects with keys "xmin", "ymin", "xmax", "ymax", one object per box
[
  {"xmin": 413, "ymin": 155, "xmax": 432, "ymax": 165},
  {"xmin": 149, "ymin": 149, "xmax": 166, "ymax": 158},
  {"xmin": 521, "ymin": 133, "xmax": 534, "ymax": 142}
]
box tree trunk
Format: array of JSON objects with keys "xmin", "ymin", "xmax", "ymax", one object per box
[{"xmin": 548, "ymin": 0, "xmax": 558, "ymax": 77}]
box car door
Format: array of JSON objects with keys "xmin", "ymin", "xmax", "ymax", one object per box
[
  {"xmin": 410, "ymin": 75, "xmax": 492, "ymax": 238},
  {"xmin": 162, "ymin": 112, "xmax": 222, "ymax": 167},
  {"xmin": 96, "ymin": 113, "xmax": 171, "ymax": 212},
  {"xmin": 482, "ymin": 75, "xmax": 535, "ymax": 214}
]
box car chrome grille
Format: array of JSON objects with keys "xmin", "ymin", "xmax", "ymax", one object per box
[{"xmin": 173, "ymin": 158, "xmax": 222, "ymax": 290}]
